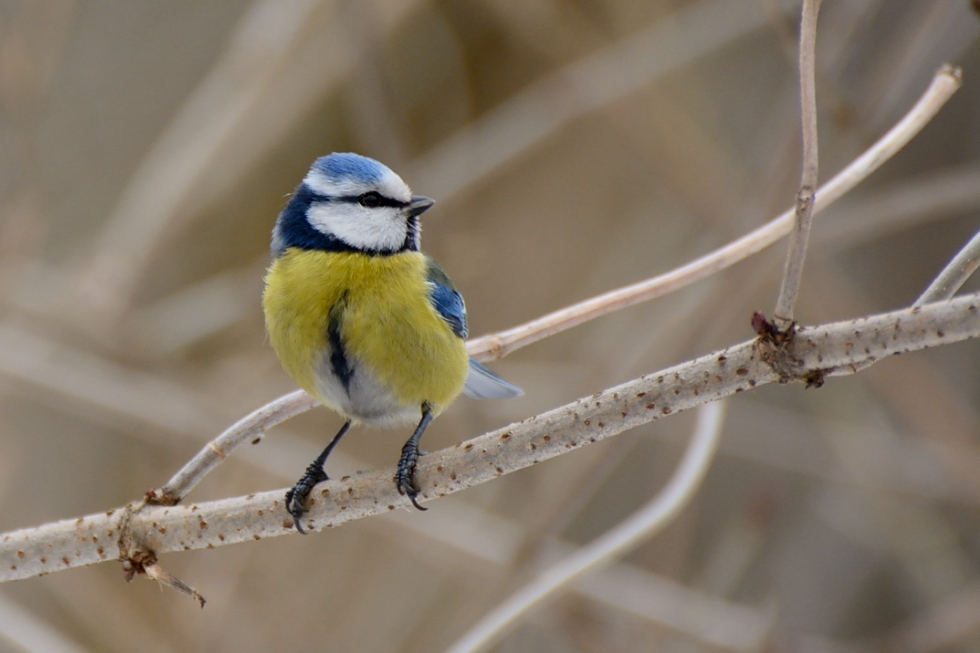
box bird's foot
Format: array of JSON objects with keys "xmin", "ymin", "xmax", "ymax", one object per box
[
  {"xmin": 285, "ymin": 463, "xmax": 329, "ymax": 534},
  {"xmin": 395, "ymin": 441, "xmax": 427, "ymax": 511}
]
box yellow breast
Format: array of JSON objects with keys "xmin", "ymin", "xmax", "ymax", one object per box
[{"xmin": 262, "ymin": 248, "xmax": 469, "ymax": 420}]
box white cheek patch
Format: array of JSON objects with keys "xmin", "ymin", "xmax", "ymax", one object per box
[{"xmin": 307, "ymin": 202, "xmax": 408, "ymax": 252}]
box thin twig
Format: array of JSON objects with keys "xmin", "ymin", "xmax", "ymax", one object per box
[
  {"xmin": 141, "ymin": 563, "xmax": 206, "ymax": 608},
  {"xmin": 772, "ymin": 0, "xmax": 821, "ymax": 331},
  {"xmin": 2, "ymin": 292, "xmax": 978, "ymax": 582},
  {"xmin": 443, "ymin": 401, "xmax": 727, "ymax": 653},
  {"xmin": 844, "ymin": 226, "xmax": 980, "ymax": 377},
  {"xmin": 914, "ymin": 227, "xmax": 980, "ymax": 306},
  {"xmin": 147, "ymin": 389, "xmax": 317, "ymax": 504},
  {"xmin": 466, "ymin": 64, "xmax": 961, "ymax": 361}
]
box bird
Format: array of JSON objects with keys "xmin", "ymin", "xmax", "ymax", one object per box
[{"xmin": 263, "ymin": 152, "xmax": 522, "ymax": 534}]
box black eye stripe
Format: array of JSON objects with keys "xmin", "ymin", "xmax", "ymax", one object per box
[{"xmin": 333, "ymin": 193, "xmax": 406, "ymax": 209}]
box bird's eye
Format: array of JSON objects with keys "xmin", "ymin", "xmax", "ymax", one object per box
[{"xmin": 359, "ymin": 192, "xmax": 382, "ymax": 208}]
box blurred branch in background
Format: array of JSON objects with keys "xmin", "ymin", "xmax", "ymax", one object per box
[
  {"xmin": 444, "ymin": 401, "xmax": 728, "ymax": 653},
  {"xmin": 1, "ymin": 1, "xmax": 979, "ymax": 652},
  {"xmin": 76, "ymin": 0, "xmax": 423, "ymax": 324},
  {"xmin": 406, "ymin": 0, "xmax": 800, "ymax": 200},
  {"xmin": 0, "ymin": 590, "xmax": 91, "ymax": 653}
]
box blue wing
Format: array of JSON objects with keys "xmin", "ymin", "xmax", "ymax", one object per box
[
  {"xmin": 428, "ymin": 279, "xmax": 467, "ymax": 339},
  {"xmin": 426, "ymin": 259, "xmax": 468, "ymax": 339},
  {"xmin": 426, "ymin": 257, "xmax": 523, "ymax": 399}
]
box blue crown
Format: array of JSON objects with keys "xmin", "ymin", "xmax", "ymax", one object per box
[{"xmin": 311, "ymin": 152, "xmax": 389, "ymax": 183}]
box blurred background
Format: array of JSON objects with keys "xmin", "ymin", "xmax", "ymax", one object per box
[{"xmin": 0, "ymin": 0, "xmax": 979, "ymax": 651}]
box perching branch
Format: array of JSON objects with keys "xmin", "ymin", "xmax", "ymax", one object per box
[
  {"xmin": 772, "ymin": 0, "xmax": 821, "ymax": 331},
  {"xmin": 3, "ymin": 292, "xmax": 979, "ymax": 583}
]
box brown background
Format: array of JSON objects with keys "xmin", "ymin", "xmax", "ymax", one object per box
[{"xmin": 1, "ymin": 1, "xmax": 980, "ymax": 652}]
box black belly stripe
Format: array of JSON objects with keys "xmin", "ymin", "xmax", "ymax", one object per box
[{"xmin": 327, "ymin": 292, "xmax": 353, "ymax": 395}]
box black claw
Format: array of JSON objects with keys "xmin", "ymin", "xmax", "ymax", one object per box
[
  {"xmin": 408, "ymin": 491, "xmax": 427, "ymax": 511},
  {"xmin": 286, "ymin": 489, "xmax": 307, "ymax": 535},
  {"xmin": 395, "ymin": 460, "xmax": 427, "ymax": 511},
  {"xmin": 395, "ymin": 477, "xmax": 427, "ymax": 511},
  {"xmin": 286, "ymin": 464, "xmax": 328, "ymax": 534}
]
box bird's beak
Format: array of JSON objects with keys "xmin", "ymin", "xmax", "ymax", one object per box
[{"xmin": 408, "ymin": 195, "xmax": 435, "ymax": 217}]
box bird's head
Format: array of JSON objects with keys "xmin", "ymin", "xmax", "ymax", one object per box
[{"xmin": 271, "ymin": 152, "xmax": 434, "ymax": 257}]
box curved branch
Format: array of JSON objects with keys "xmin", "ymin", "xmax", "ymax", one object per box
[
  {"xmin": 2, "ymin": 292, "xmax": 978, "ymax": 582},
  {"xmin": 147, "ymin": 390, "xmax": 317, "ymax": 504},
  {"xmin": 466, "ymin": 64, "xmax": 961, "ymax": 360}
]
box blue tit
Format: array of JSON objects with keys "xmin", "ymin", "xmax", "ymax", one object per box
[{"xmin": 263, "ymin": 152, "xmax": 522, "ymax": 533}]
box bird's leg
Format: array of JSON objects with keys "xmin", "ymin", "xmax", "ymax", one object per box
[
  {"xmin": 287, "ymin": 420, "xmax": 351, "ymax": 534},
  {"xmin": 396, "ymin": 406, "xmax": 434, "ymax": 511}
]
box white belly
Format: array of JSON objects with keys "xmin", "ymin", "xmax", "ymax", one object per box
[{"xmin": 313, "ymin": 347, "xmax": 422, "ymax": 427}]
